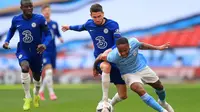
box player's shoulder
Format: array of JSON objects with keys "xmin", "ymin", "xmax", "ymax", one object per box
[
  {"xmin": 128, "ymin": 37, "xmax": 141, "ymax": 47},
  {"xmin": 110, "ymin": 48, "xmax": 118, "ymax": 57},
  {"xmin": 50, "ymin": 20, "xmax": 58, "ymax": 24},
  {"xmin": 129, "ymin": 37, "xmax": 139, "ymax": 43},
  {"xmin": 33, "ymin": 13, "xmax": 45, "ymax": 20},
  {"xmin": 12, "ymin": 14, "xmax": 23, "ymax": 21},
  {"xmin": 84, "ymin": 19, "xmax": 95, "ymax": 27},
  {"xmin": 105, "ymin": 18, "xmax": 119, "ymax": 26}
]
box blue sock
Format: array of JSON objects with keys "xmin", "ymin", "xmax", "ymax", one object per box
[
  {"xmin": 141, "ymin": 93, "xmax": 164, "ymax": 112},
  {"xmin": 155, "ymin": 89, "xmax": 166, "ymax": 101}
]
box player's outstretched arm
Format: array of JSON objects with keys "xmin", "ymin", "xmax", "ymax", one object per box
[
  {"xmin": 3, "ymin": 17, "xmax": 17, "ymax": 49},
  {"xmin": 62, "ymin": 24, "xmax": 86, "ymax": 32},
  {"xmin": 139, "ymin": 42, "xmax": 170, "ymax": 50}
]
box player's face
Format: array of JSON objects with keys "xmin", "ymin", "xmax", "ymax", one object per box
[
  {"xmin": 117, "ymin": 44, "xmax": 130, "ymax": 58},
  {"xmin": 21, "ymin": 3, "xmax": 33, "ymax": 17},
  {"xmin": 90, "ymin": 12, "xmax": 104, "ymax": 25},
  {"xmin": 42, "ymin": 7, "xmax": 51, "ymax": 19}
]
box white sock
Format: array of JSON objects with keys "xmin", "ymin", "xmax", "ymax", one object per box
[
  {"xmin": 111, "ymin": 93, "xmax": 123, "ymax": 106},
  {"xmin": 45, "ymin": 69, "xmax": 55, "ymax": 95},
  {"xmin": 33, "ymin": 78, "xmax": 41, "ymax": 95},
  {"xmin": 39, "ymin": 78, "xmax": 46, "ymax": 93},
  {"xmin": 101, "ymin": 72, "xmax": 110, "ymax": 102},
  {"xmin": 21, "ymin": 73, "xmax": 31, "ymax": 98}
]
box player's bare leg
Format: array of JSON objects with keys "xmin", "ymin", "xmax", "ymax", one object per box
[
  {"xmin": 20, "ymin": 61, "xmax": 32, "ymax": 111},
  {"xmin": 39, "ymin": 64, "xmax": 57, "ymax": 100},
  {"xmin": 100, "ymin": 61, "xmax": 111, "ymax": 111},
  {"xmin": 131, "ymin": 82, "xmax": 167, "ymax": 112},
  {"xmin": 32, "ymin": 73, "xmax": 41, "ymax": 108},
  {"xmin": 147, "ymin": 80, "xmax": 174, "ymax": 112},
  {"xmin": 111, "ymin": 84, "xmax": 127, "ymax": 106}
]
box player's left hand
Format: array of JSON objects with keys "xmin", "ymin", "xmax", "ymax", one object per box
[
  {"xmin": 157, "ymin": 42, "xmax": 170, "ymax": 50},
  {"xmin": 37, "ymin": 44, "xmax": 46, "ymax": 54}
]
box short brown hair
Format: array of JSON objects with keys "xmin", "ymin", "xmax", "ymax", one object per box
[
  {"xmin": 90, "ymin": 3, "xmax": 103, "ymax": 13},
  {"xmin": 41, "ymin": 4, "xmax": 50, "ymax": 10}
]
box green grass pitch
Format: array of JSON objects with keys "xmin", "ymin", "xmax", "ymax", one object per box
[{"xmin": 0, "ymin": 83, "xmax": 199, "ymax": 112}]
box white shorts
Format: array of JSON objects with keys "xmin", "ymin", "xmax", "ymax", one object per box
[{"xmin": 122, "ymin": 66, "xmax": 159, "ymax": 86}]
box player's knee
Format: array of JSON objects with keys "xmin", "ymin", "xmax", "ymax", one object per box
[
  {"xmin": 130, "ymin": 83, "xmax": 146, "ymax": 95},
  {"xmin": 21, "ymin": 66, "xmax": 29, "ymax": 73},
  {"xmin": 32, "ymin": 73, "xmax": 41, "ymax": 82},
  {"xmin": 100, "ymin": 62, "xmax": 111, "ymax": 72},
  {"xmin": 153, "ymin": 80, "xmax": 164, "ymax": 90}
]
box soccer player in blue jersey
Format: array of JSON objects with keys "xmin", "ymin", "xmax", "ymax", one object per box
[
  {"xmin": 62, "ymin": 3, "xmax": 127, "ymax": 110},
  {"xmin": 39, "ymin": 4, "xmax": 64, "ymax": 101},
  {"xmin": 94, "ymin": 37, "xmax": 175, "ymax": 112},
  {"xmin": 2, "ymin": 0, "xmax": 52, "ymax": 111}
]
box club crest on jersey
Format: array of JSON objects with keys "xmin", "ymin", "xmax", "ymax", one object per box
[
  {"xmin": 31, "ymin": 22, "xmax": 36, "ymax": 28},
  {"xmin": 133, "ymin": 50, "xmax": 137, "ymax": 56},
  {"xmin": 104, "ymin": 28, "xmax": 109, "ymax": 34},
  {"xmin": 52, "ymin": 24, "xmax": 56, "ymax": 29}
]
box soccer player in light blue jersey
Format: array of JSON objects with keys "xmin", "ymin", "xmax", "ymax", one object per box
[
  {"xmin": 39, "ymin": 4, "xmax": 64, "ymax": 101},
  {"xmin": 94, "ymin": 37, "xmax": 174, "ymax": 112},
  {"xmin": 2, "ymin": 0, "xmax": 52, "ymax": 111},
  {"xmin": 62, "ymin": 4, "xmax": 127, "ymax": 111}
]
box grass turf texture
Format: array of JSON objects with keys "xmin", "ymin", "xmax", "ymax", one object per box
[{"xmin": 0, "ymin": 83, "xmax": 199, "ymax": 112}]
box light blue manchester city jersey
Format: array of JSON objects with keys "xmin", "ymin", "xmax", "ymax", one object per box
[{"xmin": 107, "ymin": 38, "xmax": 147, "ymax": 75}]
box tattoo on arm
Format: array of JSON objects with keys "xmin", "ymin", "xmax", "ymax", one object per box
[{"xmin": 139, "ymin": 43, "xmax": 158, "ymax": 50}]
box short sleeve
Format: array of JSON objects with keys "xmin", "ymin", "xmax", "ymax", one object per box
[{"xmin": 129, "ymin": 38, "xmax": 141, "ymax": 48}]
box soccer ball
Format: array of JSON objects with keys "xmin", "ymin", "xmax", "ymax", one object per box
[{"xmin": 96, "ymin": 100, "xmax": 113, "ymax": 112}]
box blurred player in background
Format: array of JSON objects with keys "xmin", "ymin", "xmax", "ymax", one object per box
[
  {"xmin": 2, "ymin": 0, "xmax": 52, "ymax": 111},
  {"xmin": 62, "ymin": 3, "xmax": 127, "ymax": 111},
  {"xmin": 94, "ymin": 37, "xmax": 174, "ymax": 112},
  {"xmin": 39, "ymin": 4, "xmax": 64, "ymax": 101}
]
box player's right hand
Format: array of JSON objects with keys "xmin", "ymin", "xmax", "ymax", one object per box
[
  {"xmin": 61, "ymin": 25, "xmax": 70, "ymax": 32},
  {"xmin": 2, "ymin": 42, "xmax": 10, "ymax": 49},
  {"xmin": 37, "ymin": 44, "xmax": 46, "ymax": 54},
  {"xmin": 93, "ymin": 68, "xmax": 99, "ymax": 77}
]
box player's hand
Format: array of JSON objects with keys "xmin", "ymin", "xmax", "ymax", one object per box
[
  {"xmin": 2, "ymin": 42, "xmax": 10, "ymax": 49},
  {"xmin": 61, "ymin": 25, "xmax": 70, "ymax": 32},
  {"xmin": 37, "ymin": 44, "xmax": 46, "ymax": 54},
  {"xmin": 58, "ymin": 38, "xmax": 64, "ymax": 43},
  {"xmin": 157, "ymin": 42, "xmax": 170, "ymax": 50},
  {"xmin": 93, "ymin": 68, "xmax": 99, "ymax": 77}
]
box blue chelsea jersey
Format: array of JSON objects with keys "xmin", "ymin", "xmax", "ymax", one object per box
[
  {"xmin": 70, "ymin": 18, "xmax": 121, "ymax": 58},
  {"xmin": 5, "ymin": 14, "xmax": 51, "ymax": 54},
  {"xmin": 43, "ymin": 20, "xmax": 61, "ymax": 52}
]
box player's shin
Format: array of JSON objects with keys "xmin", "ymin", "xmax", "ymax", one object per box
[
  {"xmin": 141, "ymin": 93, "xmax": 164, "ymax": 112},
  {"xmin": 33, "ymin": 77, "xmax": 41, "ymax": 95},
  {"xmin": 110, "ymin": 93, "xmax": 123, "ymax": 106},
  {"xmin": 155, "ymin": 89, "xmax": 166, "ymax": 102},
  {"xmin": 101, "ymin": 72, "xmax": 110, "ymax": 102},
  {"xmin": 39, "ymin": 78, "xmax": 46, "ymax": 93},
  {"xmin": 21, "ymin": 73, "xmax": 31, "ymax": 98},
  {"xmin": 45, "ymin": 69, "xmax": 55, "ymax": 95}
]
